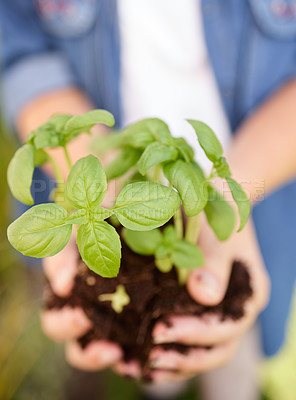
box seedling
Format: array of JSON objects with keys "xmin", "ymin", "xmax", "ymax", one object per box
[
  {"xmin": 7, "ymin": 110, "xmax": 250, "ymax": 312},
  {"xmin": 98, "ymin": 285, "xmax": 130, "ymax": 313}
]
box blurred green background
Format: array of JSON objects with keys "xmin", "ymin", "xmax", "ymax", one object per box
[{"xmin": 0, "ymin": 116, "xmax": 295, "ymax": 400}]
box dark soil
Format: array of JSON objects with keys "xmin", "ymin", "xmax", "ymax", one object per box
[{"xmin": 45, "ymin": 235, "xmax": 253, "ymax": 379}]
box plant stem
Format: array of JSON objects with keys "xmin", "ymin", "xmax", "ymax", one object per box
[
  {"xmin": 63, "ymin": 145, "xmax": 73, "ymax": 171},
  {"xmin": 185, "ymin": 214, "xmax": 201, "ymax": 244},
  {"xmin": 174, "ymin": 207, "xmax": 183, "ymax": 239},
  {"xmin": 47, "ymin": 153, "xmax": 64, "ymax": 184},
  {"xmin": 152, "ymin": 164, "xmax": 161, "ymax": 183},
  {"xmin": 177, "ymin": 268, "xmax": 189, "ymax": 286}
]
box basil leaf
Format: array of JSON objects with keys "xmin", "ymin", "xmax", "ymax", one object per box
[
  {"xmin": 63, "ymin": 110, "xmax": 115, "ymax": 142},
  {"xmin": 173, "ymin": 137, "xmax": 194, "ymax": 162},
  {"xmin": 191, "ymin": 161, "xmax": 206, "ymax": 179},
  {"xmin": 92, "ymin": 207, "xmax": 114, "ymax": 221},
  {"xmin": 77, "ymin": 221, "xmax": 121, "ymax": 278},
  {"xmin": 122, "ymin": 228, "xmax": 162, "ymax": 255},
  {"xmin": 105, "ymin": 148, "xmax": 142, "ymax": 180},
  {"xmin": 7, "ymin": 204, "xmax": 71, "ymax": 257},
  {"xmin": 171, "ymin": 240, "xmax": 204, "ymax": 269},
  {"xmin": 226, "ymin": 177, "xmax": 250, "ymax": 232},
  {"xmin": 64, "ymin": 109, "xmax": 115, "ymax": 133},
  {"xmin": 214, "ymin": 157, "xmax": 231, "ymax": 178},
  {"xmin": 7, "ymin": 144, "xmax": 35, "ymax": 205},
  {"xmin": 137, "ymin": 142, "xmax": 178, "ymax": 175},
  {"xmin": 163, "ymin": 225, "xmax": 177, "ymax": 246},
  {"xmin": 33, "ymin": 124, "xmax": 60, "ymax": 149},
  {"xmin": 155, "ymin": 257, "xmax": 173, "ymax": 273},
  {"xmin": 122, "ymin": 118, "xmax": 173, "ymax": 147},
  {"xmin": 155, "ymin": 244, "xmax": 170, "ymax": 259},
  {"xmin": 49, "ymin": 114, "xmax": 72, "ymax": 131},
  {"xmin": 65, "ymin": 209, "xmax": 88, "ymax": 225},
  {"xmin": 163, "ymin": 160, "xmax": 208, "ymax": 217},
  {"xmin": 187, "ymin": 120, "xmax": 223, "ymax": 162},
  {"xmin": 204, "ymin": 186, "xmax": 236, "ymax": 241},
  {"xmin": 65, "ymin": 155, "xmax": 107, "ymax": 210},
  {"xmin": 34, "ymin": 149, "xmax": 49, "ymax": 167},
  {"xmin": 113, "ymin": 182, "xmax": 181, "ymax": 231}
]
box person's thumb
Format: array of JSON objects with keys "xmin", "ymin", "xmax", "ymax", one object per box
[
  {"xmin": 186, "ymin": 239, "xmax": 232, "ymax": 306},
  {"xmin": 43, "ymin": 235, "xmax": 78, "ymax": 297}
]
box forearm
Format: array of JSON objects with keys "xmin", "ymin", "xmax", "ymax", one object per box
[
  {"xmin": 16, "ymin": 87, "xmax": 107, "ymax": 178},
  {"xmin": 227, "ymin": 80, "xmax": 296, "ymax": 205}
]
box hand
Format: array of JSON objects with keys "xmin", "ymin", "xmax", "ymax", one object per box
[
  {"xmin": 40, "ymin": 234, "xmax": 124, "ymax": 371},
  {"xmin": 149, "ymin": 216, "xmax": 270, "ymax": 383}
]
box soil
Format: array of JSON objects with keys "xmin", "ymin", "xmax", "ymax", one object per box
[{"xmin": 45, "ymin": 231, "xmax": 253, "ymax": 379}]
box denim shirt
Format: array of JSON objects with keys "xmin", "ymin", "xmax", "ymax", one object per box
[{"xmin": 1, "ymin": 0, "xmax": 296, "ymax": 356}]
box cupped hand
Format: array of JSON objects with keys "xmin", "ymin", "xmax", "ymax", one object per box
[
  {"xmin": 40, "ymin": 234, "xmax": 124, "ymax": 372},
  {"xmin": 149, "ymin": 216, "xmax": 270, "ymax": 383}
]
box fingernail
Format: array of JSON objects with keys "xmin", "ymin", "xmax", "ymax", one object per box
[{"xmin": 194, "ymin": 271, "xmax": 222, "ymax": 302}]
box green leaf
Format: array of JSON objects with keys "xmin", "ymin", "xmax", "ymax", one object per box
[
  {"xmin": 34, "ymin": 149, "xmax": 49, "ymax": 166},
  {"xmin": 7, "ymin": 144, "xmax": 35, "ymax": 205},
  {"xmin": 226, "ymin": 177, "xmax": 250, "ymax": 232},
  {"xmin": 155, "ymin": 244, "xmax": 170, "ymax": 259},
  {"xmin": 187, "ymin": 120, "xmax": 223, "ymax": 162},
  {"xmin": 7, "ymin": 204, "xmax": 72, "ymax": 257},
  {"xmin": 77, "ymin": 221, "xmax": 121, "ymax": 278},
  {"xmin": 63, "ymin": 110, "xmax": 115, "ymax": 141},
  {"xmin": 137, "ymin": 142, "xmax": 178, "ymax": 175},
  {"xmin": 204, "ymin": 185, "xmax": 236, "ymax": 241},
  {"xmin": 91, "ymin": 132, "xmax": 123, "ymax": 154},
  {"xmin": 163, "ymin": 225, "xmax": 177, "ymax": 246},
  {"xmin": 122, "ymin": 228, "xmax": 162, "ymax": 255},
  {"xmin": 48, "ymin": 114, "xmax": 72, "ymax": 131},
  {"xmin": 32, "ymin": 123, "xmax": 60, "ymax": 149},
  {"xmin": 92, "ymin": 206, "xmax": 114, "ymax": 221},
  {"xmin": 171, "ymin": 240, "xmax": 204, "ymax": 270},
  {"xmin": 65, "ymin": 209, "xmax": 88, "ymax": 225},
  {"xmin": 122, "ymin": 118, "xmax": 174, "ymax": 147},
  {"xmin": 214, "ymin": 157, "xmax": 231, "ymax": 178},
  {"xmin": 163, "ymin": 160, "xmax": 208, "ymax": 217},
  {"xmin": 191, "ymin": 161, "xmax": 206, "ymax": 179},
  {"xmin": 65, "ymin": 155, "xmax": 107, "ymax": 209},
  {"xmin": 105, "ymin": 148, "xmax": 142, "ymax": 180},
  {"xmin": 173, "ymin": 137, "xmax": 194, "ymax": 162},
  {"xmin": 155, "ymin": 257, "xmax": 173, "ymax": 273},
  {"xmin": 113, "ymin": 182, "xmax": 181, "ymax": 231}
]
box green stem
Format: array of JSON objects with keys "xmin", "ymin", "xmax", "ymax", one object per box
[
  {"xmin": 63, "ymin": 145, "xmax": 72, "ymax": 171},
  {"xmin": 152, "ymin": 164, "xmax": 161, "ymax": 183},
  {"xmin": 174, "ymin": 207, "xmax": 183, "ymax": 239},
  {"xmin": 185, "ymin": 214, "xmax": 201, "ymax": 244},
  {"xmin": 47, "ymin": 154, "xmax": 64, "ymax": 184},
  {"xmin": 177, "ymin": 268, "xmax": 190, "ymax": 286}
]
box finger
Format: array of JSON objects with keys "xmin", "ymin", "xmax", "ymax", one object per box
[
  {"xmin": 40, "ymin": 307, "xmax": 92, "ymax": 342},
  {"xmin": 66, "ymin": 340, "xmax": 122, "ymax": 371},
  {"xmin": 112, "ymin": 360, "xmax": 141, "ymax": 379},
  {"xmin": 152, "ymin": 312, "xmax": 254, "ymax": 346},
  {"xmin": 43, "ymin": 235, "xmax": 77, "ymax": 297},
  {"xmin": 187, "ymin": 221, "xmax": 233, "ymax": 306},
  {"xmin": 149, "ymin": 341, "xmax": 239, "ymax": 377}
]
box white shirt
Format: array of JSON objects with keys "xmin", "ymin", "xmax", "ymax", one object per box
[{"xmin": 118, "ymin": 0, "xmax": 231, "ymax": 172}]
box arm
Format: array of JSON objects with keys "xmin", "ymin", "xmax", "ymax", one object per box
[{"xmin": 228, "ymin": 80, "xmax": 296, "ymax": 203}]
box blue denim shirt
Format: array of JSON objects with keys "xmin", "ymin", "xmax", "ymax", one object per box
[{"xmin": 1, "ymin": 0, "xmax": 296, "ymax": 356}]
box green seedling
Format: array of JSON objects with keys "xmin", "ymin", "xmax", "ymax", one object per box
[{"xmin": 7, "ymin": 110, "xmax": 250, "ymax": 312}]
